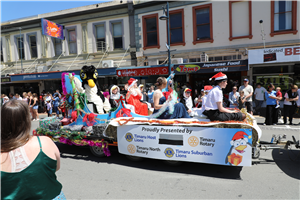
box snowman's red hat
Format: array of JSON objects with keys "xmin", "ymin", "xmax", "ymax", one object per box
[
  {"xmin": 209, "ymin": 72, "xmax": 227, "ymax": 81},
  {"xmin": 232, "ymin": 131, "xmax": 248, "ymax": 141}
]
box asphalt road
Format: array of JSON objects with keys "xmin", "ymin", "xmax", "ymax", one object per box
[{"xmin": 31, "ymin": 114, "xmax": 300, "ymax": 199}]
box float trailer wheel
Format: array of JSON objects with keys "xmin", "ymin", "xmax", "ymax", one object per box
[{"xmin": 90, "ymin": 146, "xmax": 105, "ymax": 157}]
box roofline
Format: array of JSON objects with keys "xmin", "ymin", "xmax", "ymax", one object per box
[{"xmin": 1, "ymin": 2, "xmax": 129, "ymax": 29}]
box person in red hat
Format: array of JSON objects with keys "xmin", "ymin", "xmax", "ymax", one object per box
[
  {"xmin": 199, "ymin": 85, "xmax": 213, "ymax": 112},
  {"xmin": 180, "ymin": 88, "xmax": 195, "ymax": 116},
  {"xmin": 203, "ymin": 72, "xmax": 246, "ymax": 121},
  {"xmin": 126, "ymin": 78, "xmax": 148, "ymax": 116}
]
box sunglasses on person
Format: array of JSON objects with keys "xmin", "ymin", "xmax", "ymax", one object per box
[{"xmin": 186, "ymin": 91, "xmax": 191, "ymax": 94}]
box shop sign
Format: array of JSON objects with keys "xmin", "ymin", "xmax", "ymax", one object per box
[
  {"xmin": 174, "ymin": 60, "xmax": 248, "ymax": 74},
  {"xmin": 10, "ymin": 68, "xmax": 117, "ymax": 82},
  {"xmin": 1, "ymin": 77, "xmax": 11, "ymax": 83},
  {"xmin": 41, "ymin": 19, "xmax": 64, "ymax": 40},
  {"xmin": 116, "ymin": 66, "xmax": 169, "ymax": 77},
  {"xmin": 248, "ymin": 46, "xmax": 300, "ymax": 64},
  {"xmin": 11, "ymin": 72, "xmax": 62, "ymax": 82},
  {"xmin": 117, "ymin": 125, "xmax": 252, "ymax": 166}
]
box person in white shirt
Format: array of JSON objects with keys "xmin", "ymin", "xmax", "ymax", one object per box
[
  {"xmin": 15, "ymin": 93, "xmax": 23, "ymax": 100},
  {"xmin": 239, "ymin": 78, "xmax": 254, "ymax": 115},
  {"xmin": 254, "ymin": 83, "xmax": 266, "ymax": 115},
  {"xmin": 203, "ymin": 72, "xmax": 246, "ymax": 121}
]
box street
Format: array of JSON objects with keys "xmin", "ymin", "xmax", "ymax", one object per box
[{"xmin": 31, "ymin": 115, "xmax": 300, "ymax": 200}]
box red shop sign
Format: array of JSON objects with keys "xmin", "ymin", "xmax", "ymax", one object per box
[{"xmin": 117, "ymin": 66, "xmax": 171, "ymax": 77}]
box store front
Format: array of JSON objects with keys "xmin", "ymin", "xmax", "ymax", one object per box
[
  {"xmin": 249, "ymin": 46, "xmax": 300, "ymax": 94},
  {"xmin": 1, "ymin": 77, "xmax": 12, "ymax": 95},
  {"xmin": 7, "ymin": 67, "xmax": 117, "ymax": 95},
  {"xmin": 174, "ymin": 60, "xmax": 249, "ymax": 95}
]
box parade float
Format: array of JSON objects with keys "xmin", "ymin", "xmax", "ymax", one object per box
[{"xmin": 33, "ymin": 67, "xmax": 299, "ymax": 167}]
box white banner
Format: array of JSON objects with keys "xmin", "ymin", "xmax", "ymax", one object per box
[
  {"xmin": 248, "ymin": 46, "xmax": 300, "ymax": 64},
  {"xmin": 117, "ymin": 125, "xmax": 253, "ymax": 167}
]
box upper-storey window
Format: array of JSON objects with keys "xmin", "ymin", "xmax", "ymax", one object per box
[
  {"xmin": 229, "ymin": 1, "xmax": 252, "ymax": 41},
  {"xmin": 96, "ymin": 24, "xmax": 106, "ymax": 51},
  {"xmin": 271, "ymin": 0, "xmax": 298, "ymax": 36},
  {"xmin": 29, "ymin": 35, "xmax": 37, "ymax": 58},
  {"xmin": 142, "ymin": 13, "xmax": 160, "ymax": 49},
  {"xmin": 0, "ymin": 41, "xmax": 3, "ymax": 62},
  {"xmin": 17, "ymin": 37, "xmax": 25, "ymax": 60},
  {"xmin": 112, "ymin": 22, "xmax": 123, "ymax": 49},
  {"xmin": 169, "ymin": 9, "xmax": 185, "ymax": 46},
  {"xmin": 54, "ymin": 38, "xmax": 62, "ymax": 56},
  {"xmin": 193, "ymin": 4, "xmax": 213, "ymax": 44},
  {"xmin": 68, "ymin": 29, "xmax": 77, "ymax": 54}
]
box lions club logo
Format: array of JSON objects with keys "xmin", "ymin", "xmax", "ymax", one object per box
[
  {"xmin": 164, "ymin": 148, "xmax": 175, "ymax": 158},
  {"xmin": 125, "ymin": 132, "xmax": 133, "ymax": 142},
  {"xmin": 188, "ymin": 136, "xmax": 199, "ymax": 147},
  {"xmin": 127, "ymin": 144, "xmax": 136, "ymax": 154}
]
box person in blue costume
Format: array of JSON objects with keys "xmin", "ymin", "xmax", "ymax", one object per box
[{"xmin": 152, "ymin": 77, "xmax": 191, "ymax": 119}]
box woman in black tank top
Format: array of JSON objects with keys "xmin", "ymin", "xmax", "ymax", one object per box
[{"xmin": 27, "ymin": 92, "xmax": 34, "ymax": 120}]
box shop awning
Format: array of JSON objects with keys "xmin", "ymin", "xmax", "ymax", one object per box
[
  {"xmin": 116, "ymin": 65, "xmax": 173, "ymax": 77},
  {"xmin": 10, "ymin": 68, "xmax": 117, "ymax": 82},
  {"xmin": 174, "ymin": 60, "xmax": 248, "ymax": 74}
]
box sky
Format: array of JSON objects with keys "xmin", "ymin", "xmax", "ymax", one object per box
[{"xmin": 1, "ymin": 0, "xmax": 112, "ymax": 23}]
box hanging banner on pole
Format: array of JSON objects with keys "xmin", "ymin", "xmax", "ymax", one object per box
[
  {"xmin": 41, "ymin": 19, "xmax": 64, "ymax": 40},
  {"xmin": 117, "ymin": 125, "xmax": 252, "ymax": 166}
]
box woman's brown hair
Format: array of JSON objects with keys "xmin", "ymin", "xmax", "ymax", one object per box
[
  {"xmin": 155, "ymin": 77, "xmax": 167, "ymax": 87},
  {"xmin": 1, "ymin": 100, "xmax": 31, "ymax": 153}
]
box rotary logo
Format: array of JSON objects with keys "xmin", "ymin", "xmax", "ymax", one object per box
[
  {"xmin": 125, "ymin": 132, "xmax": 133, "ymax": 142},
  {"xmin": 188, "ymin": 136, "xmax": 199, "ymax": 147},
  {"xmin": 164, "ymin": 147, "xmax": 175, "ymax": 158},
  {"xmin": 127, "ymin": 144, "xmax": 136, "ymax": 154}
]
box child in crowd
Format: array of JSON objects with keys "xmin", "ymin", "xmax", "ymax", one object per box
[
  {"xmin": 275, "ymin": 87, "xmax": 282, "ymax": 109},
  {"xmin": 47, "ymin": 100, "xmax": 52, "ymax": 117},
  {"xmin": 238, "ymin": 91, "xmax": 246, "ymax": 110}
]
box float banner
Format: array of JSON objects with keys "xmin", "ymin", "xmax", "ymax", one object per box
[
  {"xmin": 41, "ymin": 19, "xmax": 64, "ymax": 40},
  {"xmin": 174, "ymin": 60, "xmax": 248, "ymax": 74},
  {"xmin": 117, "ymin": 125, "xmax": 252, "ymax": 166}
]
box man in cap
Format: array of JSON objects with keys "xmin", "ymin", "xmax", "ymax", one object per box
[{"xmin": 239, "ymin": 78, "xmax": 254, "ymax": 115}]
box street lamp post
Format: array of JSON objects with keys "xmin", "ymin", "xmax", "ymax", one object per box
[{"xmin": 159, "ymin": 2, "xmax": 171, "ymax": 75}]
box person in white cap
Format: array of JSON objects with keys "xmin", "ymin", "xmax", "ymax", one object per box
[
  {"xmin": 203, "ymin": 72, "xmax": 246, "ymax": 121},
  {"xmin": 239, "ymin": 78, "xmax": 253, "ymax": 115}
]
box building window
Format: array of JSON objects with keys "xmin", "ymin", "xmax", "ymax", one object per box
[
  {"xmin": 29, "ymin": 35, "xmax": 37, "ymax": 58},
  {"xmin": 142, "ymin": 13, "xmax": 160, "ymax": 50},
  {"xmin": 17, "ymin": 37, "xmax": 25, "ymax": 60},
  {"xmin": 169, "ymin": 9, "xmax": 185, "ymax": 46},
  {"xmin": 229, "ymin": 1, "xmax": 252, "ymax": 41},
  {"xmin": 193, "ymin": 4, "xmax": 213, "ymax": 44},
  {"xmin": 0, "ymin": 42, "xmax": 3, "ymax": 62},
  {"xmin": 54, "ymin": 38, "xmax": 62, "ymax": 56},
  {"xmin": 68, "ymin": 29, "xmax": 77, "ymax": 54},
  {"xmin": 96, "ymin": 25, "xmax": 106, "ymax": 51},
  {"xmin": 112, "ymin": 23, "xmax": 123, "ymax": 49},
  {"xmin": 271, "ymin": 0, "xmax": 298, "ymax": 36}
]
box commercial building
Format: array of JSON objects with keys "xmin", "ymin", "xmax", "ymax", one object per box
[{"xmin": 1, "ymin": 0, "xmax": 299, "ymax": 96}]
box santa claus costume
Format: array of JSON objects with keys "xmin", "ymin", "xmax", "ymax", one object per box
[{"xmin": 126, "ymin": 78, "xmax": 148, "ymax": 116}]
